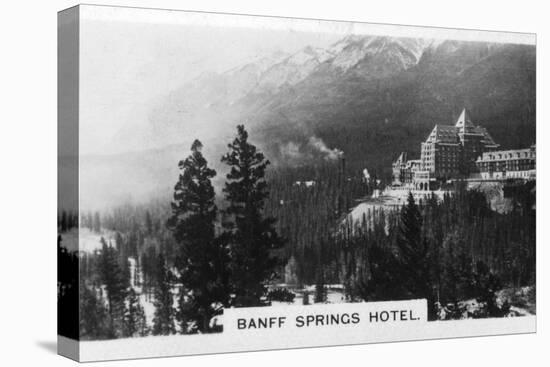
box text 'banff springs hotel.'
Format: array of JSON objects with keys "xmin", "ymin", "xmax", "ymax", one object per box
[{"xmin": 392, "ymin": 109, "xmax": 536, "ymax": 191}]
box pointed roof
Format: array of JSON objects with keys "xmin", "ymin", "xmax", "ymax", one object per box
[
  {"xmin": 424, "ymin": 124, "xmax": 459, "ymax": 144},
  {"xmin": 455, "ymin": 108, "xmax": 474, "ymax": 130},
  {"xmin": 393, "ymin": 152, "xmax": 407, "ymax": 165},
  {"xmin": 474, "ymin": 126, "xmax": 499, "ymax": 147}
]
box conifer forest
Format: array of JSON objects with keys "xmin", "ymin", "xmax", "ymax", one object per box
[{"xmin": 58, "ymin": 124, "xmax": 535, "ymax": 341}]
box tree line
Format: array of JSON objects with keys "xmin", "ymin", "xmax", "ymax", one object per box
[
  {"xmin": 337, "ymin": 182, "xmax": 535, "ymax": 320},
  {"xmin": 57, "ymin": 125, "xmax": 536, "ymax": 340},
  {"xmin": 74, "ymin": 125, "xmax": 284, "ymax": 339},
  {"xmin": 264, "ymin": 162, "xmax": 373, "ymax": 284}
]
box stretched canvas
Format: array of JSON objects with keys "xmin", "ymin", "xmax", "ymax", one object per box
[{"xmin": 58, "ymin": 4, "xmax": 536, "ymax": 362}]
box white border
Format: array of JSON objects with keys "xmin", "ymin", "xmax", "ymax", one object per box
[
  {"xmin": 79, "ymin": 317, "xmax": 535, "ymax": 362},
  {"xmin": 80, "ymin": 4, "xmax": 535, "ymax": 45}
]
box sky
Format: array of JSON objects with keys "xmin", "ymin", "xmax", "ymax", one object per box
[{"xmin": 79, "ymin": 7, "xmax": 344, "ymax": 155}]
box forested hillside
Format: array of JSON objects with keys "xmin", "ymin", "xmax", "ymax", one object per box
[
  {"xmin": 58, "ymin": 127, "xmax": 536, "ymax": 340},
  {"xmin": 59, "ymin": 34, "xmax": 536, "ymax": 341}
]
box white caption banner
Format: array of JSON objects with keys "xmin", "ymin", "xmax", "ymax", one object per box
[{"xmin": 224, "ymin": 299, "xmax": 427, "ymax": 336}]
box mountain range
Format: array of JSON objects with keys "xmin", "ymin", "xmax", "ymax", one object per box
[{"xmin": 82, "ymin": 34, "xmax": 536, "ymax": 210}]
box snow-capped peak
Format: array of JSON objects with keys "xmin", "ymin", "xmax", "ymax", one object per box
[
  {"xmin": 285, "ymin": 46, "xmax": 334, "ymax": 65},
  {"xmin": 328, "ymin": 35, "xmax": 430, "ymax": 72},
  {"xmin": 255, "ymin": 46, "xmax": 335, "ymax": 90}
]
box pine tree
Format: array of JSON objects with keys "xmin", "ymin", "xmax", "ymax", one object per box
[
  {"xmin": 357, "ymin": 241, "xmax": 406, "ymax": 301},
  {"xmin": 134, "ymin": 257, "xmax": 141, "ymax": 287},
  {"xmin": 114, "ymin": 232, "xmax": 124, "ymax": 252},
  {"xmin": 175, "ymin": 286, "xmax": 198, "ymax": 334},
  {"xmin": 438, "ymin": 233, "xmax": 474, "ymax": 319},
  {"xmin": 471, "ymin": 261, "xmax": 507, "ymax": 318},
  {"xmin": 221, "ymin": 125, "xmax": 284, "ymax": 307},
  {"xmin": 79, "ymin": 282, "xmax": 109, "ymax": 339},
  {"xmin": 314, "ymin": 270, "xmax": 327, "ymax": 303},
  {"xmin": 398, "ymin": 193, "xmax": 424, "ymax": 265},
  {"xmin": 123, "ymin": 288, "xmax": 148, "ymax": 337},
  {"xmin": 168, "ymin": 139, "xmax": 230, "ymax": 333},
  {"xmin": 302, "ymin": 290, "xmax": 310, "ymax": 305},
  {"xmin": 141, "ymin": 246, "xmax": 158, "ymax": 300},
  {"xmin": 152, "ymin": 254, "xmax": 175, "ymax": 335},
  {"xmin": 396, "ymin": 192, "xmax": 435, "ymax": 317},
  {"xmin": 98, "ymin": 238, "xmax": 128, "ymax": 338}
]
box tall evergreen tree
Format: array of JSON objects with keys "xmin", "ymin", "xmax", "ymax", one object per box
[
  {"xmin": 396, "ymin": 192, "xmax": 435, "ymax": 317},
  {"xmin": 221, "ymin": 125, "xmax": 284, "ymax": 307},
  {"xmin": 123, "ymin": 288, "xmax": 148, "ymax": 337},
  {"xmin": 141, "ymin": 246, "xmax": 158, "ymax": 300},
  {"xmin": 98, "ymin": 238, "xmax": 128, "ymax": 337},
  {"xmin": 79, "ymin": 282, "xmax": 109, "ymax": 339},
  {"xmin": 471, "ymin": 261, "xmax": 508, "ymax": 318},
  {"xmin": 152, "ymin": 253, "xmax": 175, "ymax": 335},
  {"xmin": 357, "ymin": 241, "xmax": 406, "ymax": 301},
  {"xmin": 314, "ymin": 270, "xmax": 327, "ymax": 303},
  {"xmin": 168, "ymin": 139, "xmax": 229, "ymax": 333}
]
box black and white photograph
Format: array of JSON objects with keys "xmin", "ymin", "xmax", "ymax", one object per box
[
  {"xmin": 54, "ymin": 1, "xmax": 538, "ymax": 363},
  {"xmin": 56, "ymin": 5, "xmax": 538, "ymax": 359}
]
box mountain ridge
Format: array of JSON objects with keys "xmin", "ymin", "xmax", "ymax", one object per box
[{"xmin": 91, "ymin": 34, "xmax": 535, "ymax": 210}]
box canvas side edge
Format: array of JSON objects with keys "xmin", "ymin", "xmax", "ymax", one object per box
[{"xmin": 58, "ymin": 4, "xmax": 81, "ymax": 361}]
